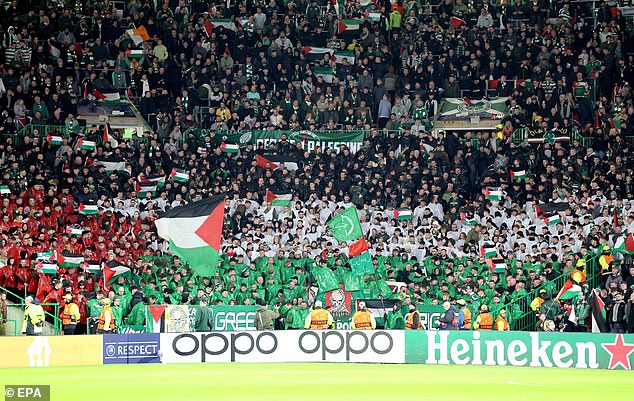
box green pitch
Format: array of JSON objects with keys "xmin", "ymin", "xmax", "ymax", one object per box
[{"xmin": 0, "ymin": 363, "xmax": 631, "ymax": 401}]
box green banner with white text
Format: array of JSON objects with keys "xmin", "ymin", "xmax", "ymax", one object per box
[
  {"xmin": 405, "ymin": 331, "xmax": 634, "ymax": 370},
  {"xmin": 212, "ymin": 305, "xmax": 258, "ymax": 331},
  {"xmin": 205, "ymin": 130, "xmax": 366, "ymax": 153}
]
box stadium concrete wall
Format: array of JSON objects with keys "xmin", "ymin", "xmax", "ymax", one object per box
[{"xmin": 0, "ymin": 332, "xmax": 632, "ymax": 369}]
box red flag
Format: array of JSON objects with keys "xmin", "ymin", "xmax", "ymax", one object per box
[
  {"xmin": 349, "ymin": 237, "xmax": 369, "ymax": 258},
  {"xmin": 450, "ymin": 16, "xmax": 466, "ymax": 29},
  {"xmin": 204, "ymin": 20, "xmax": 214, "ymax": 37}
]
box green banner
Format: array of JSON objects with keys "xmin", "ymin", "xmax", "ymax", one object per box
[
  {"xmin": 212, "ymin": 305, "xmax": 258, "ymax": 331},
  {"xmin": 117, "ymin": 325, "xmax": 147, "ymax": 334},
  {"xmin": 405, "ymin": 331, "xmax": 634, "ymax": 370},
  {"xmin": 208, "ymin": 130, "xmax": 366, "ymax": 153}
]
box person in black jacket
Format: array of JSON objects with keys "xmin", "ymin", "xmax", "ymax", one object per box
[{"xmin": 610, "ymin": 292, "xmax": 627, "ymax": 333}]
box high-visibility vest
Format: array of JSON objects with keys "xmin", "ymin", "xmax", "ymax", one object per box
[
  {"xmin": 352, "ymin": 311, "xmax": 372, "ymax": 330},
  {"xmin": 571, "ymin": 269, "xmax": 586, "ymax": 284},
  {"xmin": 62, "ymin": 303, "xmax": 80, "ymax": 325},
  {"xmin": 405, "ymin": 310, "xmax": 422, "ymax": 330},
  {"xmin": 599, "ymin": 254, "xmax": 614, "ymax": 273},
  {"xmin": 475, "ymin": 313, "xmax": 493, "ymax": 330},
  {"xmin": 98, "ymin": 306, "xmax": 115, "ymax": 330},
  {"xmin": 461, "ymin": 307, "xmax": 472, "ymax": 329},
  {"xmin": 495, "ymin": 316, "xmax": 510, "ymax": 331},
  {"xmin": 310, "ymin": 309, "xmax": 329, "ymax": 330}
]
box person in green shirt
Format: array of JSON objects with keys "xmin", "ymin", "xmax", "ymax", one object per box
[
  {"xmin": 386, "ymin": 303, "xmax": 405, "ymax": 329},
  {"xmin": 111, "ymin": 297, "xmax": 124, "ymax": 328},
  {"xmin": 194, "ymin": 297, "xmax": 213, "ymax": 332}
]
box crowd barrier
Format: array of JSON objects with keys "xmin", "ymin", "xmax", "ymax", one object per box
[{"xmin": 0, "ymin": 331, "xmax": 632, "ymax": 370}]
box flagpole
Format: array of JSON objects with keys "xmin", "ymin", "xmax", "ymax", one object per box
[{"xmin": 371, "ymin": 263, "xmax": 387, "ymax": 327}]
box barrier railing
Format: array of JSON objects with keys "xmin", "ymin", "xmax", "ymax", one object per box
[
  {"xmin": 500, "ymin": 254, "xmax": 599, "ymax": 331},
  {"xmin": 0, "ymin": 285, "xmax": 62, "ymax": 335}
]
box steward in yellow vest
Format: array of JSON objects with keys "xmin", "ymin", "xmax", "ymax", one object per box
[
  {"xmin": 304, "ymin": 301, "xmax": 334, "ymax": 329},
  {"xmin": 351, "ymin": 302, "xmax": 376, "ymax": 330}
]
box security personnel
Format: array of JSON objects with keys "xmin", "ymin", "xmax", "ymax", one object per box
[
  {"xmin": 473, "ymin": 304, "xmax": 493, "ymax": 330},
  {"xmin": 495, "ymin": 309, "xmax": 510, "ymax": 331},
  {"xmin": 598, "ymin": 245, "xmax": 614, "ymax": 283},
  {"xmin": 530, "ymin": 289, "xmax": 548, "ymax": 314},
  {"xmin": 304, "ymin": 300, "xmax": 333, "ymax": 330},
  {"xmin": 97, "ymin": 298, "xmax": 115, "ymax": 334},
  {"xmin": 457, "ymin": 299, "xmax": 472, "ymax": 330},
  {"xmin": 22, "ymin": 296, "xmax": 45, "ymax": 336},
  {"xmin": 405, "ymin": 304, "xmax": 422, "ymax": 330},
  {"xmin": 62, "ymin": 294, "xmax": 81, "ymax": 335},
  {"xmin": 571, "ymin": 259, "xmax": 587, "ymax": 285},
  {"xmin": 351, "ymin": 301, "xmax": 376, "ymax": 330}
]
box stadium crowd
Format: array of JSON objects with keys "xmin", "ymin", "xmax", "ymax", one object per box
[{"xmin": 0, "ymin": 0, "xmax": 634, "ymax": 334}]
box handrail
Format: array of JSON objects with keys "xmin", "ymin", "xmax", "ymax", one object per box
[
  {"xmin": 500, "ymin": 254, "xmax": 599, "ymax": 331},
  {"xmin": 1, "ymin": 285, "xmax": 62, "ymax": 334}
]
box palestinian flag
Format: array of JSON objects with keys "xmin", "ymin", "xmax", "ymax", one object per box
[
  {"xmin": 556, "ymin": 279, "xmax": 582, "ymax": 300},
  {"xmin": 485, "ymin": 188, "xmax": 504, "ymax": 200},
  {"xmin": 301, "ymin": 46, "xmax": 334, "ymax": 60},
  {"xmin": 313, "ymin": 67, "xmax": 335, "ymax": 83},
  {"xmin": 136, "ymin": 181, "xmax": 157, "ymax": 197},
  {"xmin": 140, "ymin": 174, "xmax": 166, "ymax": 187},
  {"xmin": 65, "ymin": 225, "xmax": 83, "ymax": 236},
  {"xmin": 266, "ymin": 189, "xmax": 292, "ymax": 206},
  {"xmin": 92, "ymin": 90, "xmax": 120, "ymax": 102},
  {"xmin": 450, "ymin": 16, "xmax": 466, "ymax": 29},
  {"xmin": 57, "ymin": 251, "xmax": 84, "ymax": 268},
  {"xmin": 590, "ymin": 288, "xmax": 608, "ymax": 333},
  {"xmin": 102, "ymin": 123, "xmax": 119, "ymax": 148},
  {"xmin": 79, "ymin": 203, "xmax": 98, "ymax": 215},
  {"xmin": 363, "ymin": 11, "xmax": 382, "ymax": 21},
  {"xmin": 544, "ymin": 214, "xmax": 561, "ymax": 226},
  {"xmin": 488, "ymin": 258, "xmax": 506, "ymax": 273},
  {"xmin": 332, "ymin": 50, "xmax": 355, "ymax": 64},
  {"xmin": 394, "ymin": 209, "xmax": 412, "ymax": 220},
  {"xmin": 127, "ymin": 49, "xmax": 143, "ymax": 58},
  {"xmin": 103, "ymin": 260, "xmax": 132, "ymax": 286},
  {"xmin": 204, "ymin": 18, "xmax": 237, "ymax": 35},
  {"xmin": 170, "ymin": 169, "xmax": 189, "ymax": 182},
  {"xmin": 37, "ymin": 259, "xmax": 58, "ymax": 275},
  {"xmin": 155, "ymin": 195, "xmax": 226, "ymax": 278},
  {"xmin": 460, "ymin": 214, "xmax": 478, "ymax": 226},
  {"xmin": 256, "ymin": 154, "xmax": 299, "ymax": 171},
  {"xmin": 510, "ymin": 170, "xmax": 526, "ymax": 180},
  {"xmin": 47, "ymin": 134, "xmax": 63, "ymax": 145},
  {"xmin": 481, "ymin": 246, "xmax": 497, "ymax": 258},
  {"xmin": 349, "ymin": 237, "xmax": 369, "ymax": 258},
  {"xmin": 357, "ymin": 299, "xmax": 400, "ymax": 326},
  {"xmin": 77, "ymin": 139, "xmax": 96, "ymax": 151},
  {"xmin": 220, "ymin": 142, "xmax": 239, "ymax": 153},
  {"xmin": 126, "ymin": 26, "xmax": 150, "ymax": 45},
  {"xmin": 96, "ymin": 157, "xmax": 126, "ymax": 172},
  {"xmin": 83, "ymin": 260, "xmax": 101, "ymax": 274},
  {"xmin": 535, "ymin": 202, "xmax": 571, "ymax": 217},
  {"xmin": 0, "ymin": 185, "xmax": 10, "ymax": 195},
  {"xmin": 146, "ymin": 305, "xmax": 167, "ymax": 333},
  {"xmin": 337, "ymin": 19, "xmax": 360, "ymax": 34},
  {"xmin": 614, "ymin": 234, "xmax": 634, "ymax": 254}
]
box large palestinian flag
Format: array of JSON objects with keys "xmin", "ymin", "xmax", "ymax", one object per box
[
  {"xmin": 256, "ymin": 154, "xmax": 299, "ymax": 171},
  {"xmin": 590, "ymin": 288, "xmax": 609, "ymax": 333},
  {"xmin": 155, "ymin": 195, "xmax": 226, "ymax": 278}
]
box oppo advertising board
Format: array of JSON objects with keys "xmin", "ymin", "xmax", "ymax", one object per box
[{"xmin": 160, "ymin": 330, "xmax": 405, "ymax": 363}]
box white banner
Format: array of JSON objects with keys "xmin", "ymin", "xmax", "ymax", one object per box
[{"xmin": 160, "ymin": 330, "xmax": 405, "ymax": 363}]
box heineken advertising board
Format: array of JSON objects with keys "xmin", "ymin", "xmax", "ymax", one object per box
[{"xmin": 405, "ymin": 331, "xmax": 634, "ymax": 370}]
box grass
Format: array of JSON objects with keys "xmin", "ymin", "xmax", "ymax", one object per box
[{"xmin": 0, "ymin": 363, "xmax": 632, "ymax": 401}]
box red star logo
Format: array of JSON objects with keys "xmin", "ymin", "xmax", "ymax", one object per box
[{"xmin": 602, "ymin": 334, "xmax": 634, "ymax": 370}]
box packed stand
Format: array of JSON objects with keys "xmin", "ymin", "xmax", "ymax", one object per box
[{"xmin": 0, "ymin": 0, "xmax": 633, "ymax": 334}]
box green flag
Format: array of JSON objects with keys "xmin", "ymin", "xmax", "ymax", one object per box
[
  {"xmin": 349, "ymin": 252, "xmax": 374, "ymax": 276},
  {"xmin": 313, "ymin": 267, "xmax": 340, "ymax": 291},
  {"xmin": 327, "ymin": 207, "xmax": 363, "ymax": 242},
  {"xmin": 343, "ymin": 271, "xmax": 364, "ymax": 291}
]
